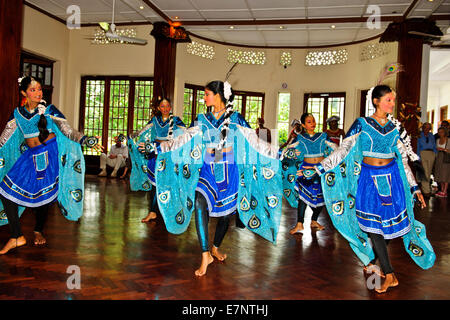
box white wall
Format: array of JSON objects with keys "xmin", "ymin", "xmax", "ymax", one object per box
[
  {"xmin": 175, "ymin": 37, "xmax": 398, "ymax": 133},
  {"xmin": 21, "ymin": 5, "xmax": 70, "ymax": 115},
  {"xmin": 22, "ymin": 5, "xmax": 399, "ymax": 134},
  {"xmin": 428, "ymin": 81, "xmax": 450, "ymax": 131}
]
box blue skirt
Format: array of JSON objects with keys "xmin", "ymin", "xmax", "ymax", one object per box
[
  {"xmin": 196, "ymin": 150, "xmax": 238, "ymax": 217},
  {"xmin": 295, "ymin": 161, "xmax": 324, "ymax": 207},
  {"xmin": 0, "ymin": 137, "xmax": 59, "ymax": 207},
  {"xmin": 355, "ymin": 160, "xmax": 411, "ymax": 239}
]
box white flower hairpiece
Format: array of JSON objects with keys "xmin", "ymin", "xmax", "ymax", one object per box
[
  {"xmin": 366, "ymin": 86, "xmax": 375, "ymax": 109},
  {"xmin": 224, "ymin": 81, "xmax": 232, "ymax": 101},
  {"xmin": 37, "ymin": 100, "xmax": 47, "ymax": 115},
  {"xmin": 18, "ymin": 76, "xmax": 26, "ymax": 84}
]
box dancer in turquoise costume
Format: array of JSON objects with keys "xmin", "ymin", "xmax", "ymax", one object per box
[
  {"xmin": 315, "ymin": 85, "xmax": 434, "ymax": 293},
  {"xmin": 0, "ymin": 76, "xmax": 102, "ymax": 254},
  {"xmin": 282, "ymin": 113, "xmax": 337, "ymax": 234},
  {"xmin": 146, "ymin": 80, "xmax": 282, "ymax": 276},
  {"xmin": 127, "ymin": 97, "xmax": 185, "ymax": 223}
]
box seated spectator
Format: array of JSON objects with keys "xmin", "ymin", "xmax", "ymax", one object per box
[{"xmin": 98, "ymin": 134, "xmax": 129, "ymax": 178}]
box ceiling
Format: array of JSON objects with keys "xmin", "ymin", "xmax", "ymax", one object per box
[{"xmin": 26, "ymin": 0, "xmax": 450, "ymax": 47}]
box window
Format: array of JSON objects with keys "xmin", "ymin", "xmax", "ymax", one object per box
[
  {"xmin": 235, "ymin": 91, "xmax": 264, "ymax": 129},
  {"xmin": 79, "ymin": 76, "xmax": 154, "ymax": 156},
  {"xmin": 183, "ymin": 84, "xmax": 265, "ymax": 129},
  {"xmin": 304, "ymin": 92, "xmax": 345, "ymax": 132},
  {"xmin": 360, "ymin": 89, "xmax": 375, "ymax": 117},
  {"xmin": 20, "ymin": 51, "xmax": 54, "ymax": 104},
  {"xmin": 183, "ymin": 84, "xmax": 207, "ymax": 125},
  {"xmin": 277, "ymin": 93, "xmax": 291, "ymax": 145}
]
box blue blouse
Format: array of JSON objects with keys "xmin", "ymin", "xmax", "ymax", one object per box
[
  {"xmin": 345, "ymin": 117, "xmax": 399, "ymax": 159},
  {"xmin": 293, "ymin": 132, "xmax": 332, "ymax": 158},
  {"xmin": 13, "ymin": 104, "xmax": 66, "ymax": 139},
  {"xmin": 190, "ymin": 112, "xmax": 250, "ymax": 149},
  {"xmin": 150, "ymin": 115, "xmax": 185, "ymax": 141}
]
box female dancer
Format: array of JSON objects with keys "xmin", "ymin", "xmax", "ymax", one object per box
[
  {"xmin": 283, "ymin": 113, "xmax": 336, "ymax": 234},
  {"xmin": 147, "ymin": 80, "xmax": 282, "ymax": 277},
  {"xmin": 0, "ymin": 76, "xmax": 102, "ymax": 254},
  {"xmin": 128, "ymin": 97, "xmax": 185, "ymax": 223},
  {"xmin": 316, "ymin": 85, "xmax": 434, "ymax": 293}
]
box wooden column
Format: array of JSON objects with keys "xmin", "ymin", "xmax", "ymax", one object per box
[
  {"xmin": 396, "ymin": 37, "xmax": 424, "ymax": 150},
  {"xmin": 381, "ymin": 18, "xmax": 443, "ymax": 150},
  {"xmin": 152, "ymin": 36, "xmax": 177, "ymax": 103},
  {"xmin": 396, "ymin": 36, "xmax": 423, "ymax": 116},
  {"xmin": 150, "ymin": 22, "xmax": 190, "ymax": 107},
  {"xmin": 0, "ymin": 0, "xmax": 23, "ymax": 129}
]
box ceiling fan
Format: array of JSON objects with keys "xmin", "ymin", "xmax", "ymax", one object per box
[
  {"xmin": 408, "ymin": 28, "xmax": 450, "ymax": 46},
  {"xmin": 94, "ymin": 0, "xmax": 147, "ymax": 45}
]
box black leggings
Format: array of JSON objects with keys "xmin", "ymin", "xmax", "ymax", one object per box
[
  {"xmin": 368, "ymin": 232, "xmax": 393, "ymax": 274},
  {"xmin": 147, "ymin": 187, "xmax": 159, "ymax": 214},
  {"xmin": 297, "ymin": 199, "xmax": 323, "ymax": 223},
  {"xmin": 0, "ymin": 194, "xmax": 49, "ymax": 238},
  {"xmin": 194, "ymin": 192, "xmax": 230, "ymax": 252}
]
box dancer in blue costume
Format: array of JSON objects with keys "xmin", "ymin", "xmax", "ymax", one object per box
[
  {"xmin": 146, "ymin": 80, "xmax": 282, "ymax": 276},
  {"xmin": 282, "ymin": 113, "xmax": 337, "ymax": 234},
  {"xmin": 128, "ymin": 97, "xmax": 185, "ymax": 223},
  {"xmin": 0, "ymin": 76, "xmax": 102, "ymax": 254},
  {"xmin": 315, "ymin": 85, "xmax": 434, "ymax": 293}
]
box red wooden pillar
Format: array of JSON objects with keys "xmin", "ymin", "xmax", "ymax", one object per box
[
  {"xmin": 381, "ymin": 18, "xmax": 443, "ymax": 150},
  {"xmin": 150, "ymin": 22, "xmax": 190, "ymax": 107},
  {"xmin": 396, "ymin": 37, "xmax": 424, "ymax": 150},
  {"xmin": 0, "ymin": 0, "xmax": 23, "ymax": 129}
]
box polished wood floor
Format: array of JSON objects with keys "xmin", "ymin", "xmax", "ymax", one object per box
[{"xmin": 0, "ymin": 175, "xmax": 448, "ymax": 300}]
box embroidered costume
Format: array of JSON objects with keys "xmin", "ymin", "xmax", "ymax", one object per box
[
  {"xmin": 0, "ymin": 104, "xmax": 89, "ymax": 225},
  {"xmin": 128, "ymin": 115, "xmax": 185, "ymax": 191},
  {"xmin": 315, "ymin": 117, "xmax": 435, "ymax": 269},
  {"xmin": 153, "ymin": 111, "xmax": 283, "ymax": 244},
  {"xmin": 282, "ymin": 132, "xmax": 336, "ymax": 209}
]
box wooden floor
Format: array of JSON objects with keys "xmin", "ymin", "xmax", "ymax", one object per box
[{"xmin": 0, "ymin": 175, "xmax": 448, "ymax": 300}]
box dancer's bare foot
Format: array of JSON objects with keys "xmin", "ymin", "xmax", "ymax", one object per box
[
  {"xmin": 141, "ymin": 211, "xmax": 157, "ymax": 223},
  {"xmin": 363, "ymin": 263, "xmax": 385, "ymax": 278},
  {"xmin": 211, "ymin": 246, "xmax": 227, "ymax": 261},
  {"xmin": 0, "ymin": 236, "xmax": 26, "ymax": 255},
  {"xmin": 195, "ymin": 251, "xmax": 214, "ymax": 277},
  {"xmin": 375, "ymin": 273, "xmax": 399, "ymax": 294},
  {"xmin": 34, "ymin": 231, "xmax": 46, "ymax": 245},
  {"xmin": 310, "ymin": 220, "xmax": 325, "ymax": 230},
  {"xmin": 290, "ymin": 222, "xmax": 304, "ymax": 234}
]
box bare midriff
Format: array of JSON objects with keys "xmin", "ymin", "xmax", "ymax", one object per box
[
  {"xmin": 304, "ymin": 156, "xmax": 324, "ymax": 164},
  {"xmin": 25, "ymin": 132, "xmax": 56, "ymax": 148},
  {"xmin": 363, "ymin": 157, "xmax": 394, "ymax": 166}
]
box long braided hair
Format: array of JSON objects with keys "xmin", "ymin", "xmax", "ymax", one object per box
[
  {"xmin": 155, "ymin": 97, "xmax": 175, "ymax": 140},
  {"xmin": 19, "ymin": 76, "xmax": 49, "ymax": 144},
  {"xmin": 206, "ymin": 81, "xmax": 235, "ymax": 151}
]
